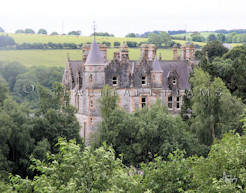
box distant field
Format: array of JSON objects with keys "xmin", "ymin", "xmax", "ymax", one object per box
[
  {"xmin": 0, "ymin": 48, "xmax": 179, "ymax": 68},
  {"xmin": 172, "ymin": 32, "xmax": 220, "ymax": 39},
  {"xmin": 0, "ymin": 32, "xmax": 148, "ymax": 45}
]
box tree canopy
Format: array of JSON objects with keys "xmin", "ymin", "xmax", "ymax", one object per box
[{"xmin": 37, "ymin": 29, "xmax": 47, "ymax": 34}]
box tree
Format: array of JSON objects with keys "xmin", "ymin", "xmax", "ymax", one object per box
[
  {"xmin": 125, "ymin": 33, "xmax": 136, "ymax": 37},
  {"xmin": 190, "ymin": 67, "xmax": 244, "ymax": 146},
  {"xmin": 50, "ymin": 31, "xmax": 59, "ymax": 36},
  {"xmin": 222, "ymin": 45, "xmax": 246, "ymax": 61},
  {"xmin": 207, "ymin": 34, "xmax": 217, "ymax": 41},
  {"xmin": 24, "ymin": 28, "xmax": 35, "ymax": 34},
  {"xmin": 0, "ymin": 27, "xmax": 4, "ymax": 32},
  {"xmin": 37, "ymin": 29, "xmax": 47, "ymax": 34},
  {"xmin": 7, "ymin": 139, "xmax": 142, "ymax": 192},
  {"xmin": 15, "ymin": 29, "xmax": 24, "ymax": 34},
  {"xmin": 101, "ymin": 41, "xmax": 111, "ymax": 47},
  {"xmin": 148, "ymin": 33, "xmax": 162, "ymax": 47},
  {"xmin": 93, "ymin": 86, "xmax": 209, "ymax": 167},
  {"xmin": 202, "ymin": 40, "xmax": 229, "ymax": 62},
  {"xmin": 68, "ymin": 30, "xmax": 82, "ymax": 35},
  {"xmin": 160, "ymin": 31, "xmax": 172, "ymax": 47},
  {"xmin": 114, "ymin": 41, "xmax": 120, "ymax": 47},
  {"xmin": 0, "ymin": 35, "xmax": 15, "ymax": 47},
  {"xmin": 217, "ymin": 32, "xmax": 226, "ymax": 43},
  {"xmin": 191, "ymin": 34, "xmax": 205, "ymax": 42}
]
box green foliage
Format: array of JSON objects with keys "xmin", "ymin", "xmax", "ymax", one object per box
[
  {"xmin": 114, "ymin": 41, "xmax": 120, "ymax": 47},
  {"xmin": 50, "ymin": 31, "xmax": 59, "ymax": 36},
  {"xmin": 15, "ymin": 29, "xmax": 24, "ymax": 34},
  {"xmin": 37, "ymin": 29, "xmax": 47, "ymax": 35},
  {"xmin": 160, "ymin": 32, "xmax": 172, "ymax": 47},
  {"xmin": 68, "ymin": 30, "xmax": 81, "ymax": 35},
  {"xmin": 126, "ymin": 33, "xmax": 137, "ymax": 37},
  {"xmin": 191, "ymin": 34, "xmax": 205, "ymax": 42},
  {"xmin": 222, "ymin": 45, "xmax": 246, "ymax": 61},
  {"xmin": 0, "ymin": 34, "xmax": 16, "ymax": 47},
  {"xmin": 91, "ymin": 32, "xmax": 112, "ymax": 37},
  {"xmin": 24, "ymin": 28, "xmax": 35, "ymax": 34},
  {"xmin": 202, "ymin": 40, "xmax": 229, "ymax": 62},
  {"xmin": 148, "ymin": 33, "xmax": 162, "ymax": 47},
  {"xmin": 93, "ymin": 86, "xmax": 209, "ymax": 167},
  {"xmin": 190, "ymin": 68, "xmax": 245, "ymax": 145},
  {"xmin": 207, "ymin": 34, "xmax": 217, "ymax": 41},
  {"xmin": 226, "ymin": 32, "xmax": 237, "ymax": 43},
  {"xmin": 217, "ymin": 32, "xmax": 226, "ymax": 43},
  {"xmin": 126, "ymin": 41, "xmax": 137, "ymax": 47},
  {"xmin": 102, "ymin": 41, "xmax": 111, "ymax": 47},
  {"xmin": 8, "ymin": 139, "xmax": 142, "ymax": 192}
]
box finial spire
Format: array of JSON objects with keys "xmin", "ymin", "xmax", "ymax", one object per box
[{"xmin": 92, "ymin": 20, "xmax": 97, "ymax": 39}]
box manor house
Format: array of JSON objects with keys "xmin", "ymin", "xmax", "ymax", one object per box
[{"xmin": 62, "ymin": 39, "xmax": 198, "ymax": 142}]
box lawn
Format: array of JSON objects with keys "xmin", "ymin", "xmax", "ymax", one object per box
[{"xmin": 0, "ymin": 48, "xmax": 179, "ymax": 68}]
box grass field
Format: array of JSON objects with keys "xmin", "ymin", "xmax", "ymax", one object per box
[
  {"xmin": 172, "ymin": 32, "xmax": 220, "ymax": 39},
  {"xmin": 0, "ymin": 48, "xmax": 180, "ymax": 68}
]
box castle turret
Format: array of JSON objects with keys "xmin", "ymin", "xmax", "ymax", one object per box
[
  {"xmin": 151, "ymin": 55, "xmax": 163, "ymax": 88},
  {"xmin": 173, "ymin": 44, "xmax": 178, "ymax": 60}
]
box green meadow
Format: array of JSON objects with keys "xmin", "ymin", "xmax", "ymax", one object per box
[
  {"xmin": 0, "ymin": 48, "xmax": 180, "ymax": 68},
  {"xmin": 172, "ymin": 32, "xmax": 220, "ymax": 39}
]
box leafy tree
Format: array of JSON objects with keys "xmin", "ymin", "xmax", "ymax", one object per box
[
  {"xmin": 148, "ymin": 33, "xmax": 162, "ymax": 47},
  {"xmin": 15, "ymin": 29, "xmax": 24, "ymax": 34},
  {"xmin": 125, "ymin": 33, "xmax": 136, "ymax": 37},
  {"xmin": 222, "ymin": 45, "xmax": 246, "ymax": 61},
  {"xmin": 37, "ymin": 29, "xmax": 47, "ymax": 34},
  {"xmin": 50, "ymin": 31, "xmax": 59, "ymax": 36},
  {"xmin": 126, "ymin": 41, "xmax": 137, "ymax": 47},
  {"xmin": 217, "ymin": 32, "xmax": 226, "ymax": 43},
  {"xmin": 68, "ymin": 30, "xmax": 82, "ymax": 35},
  {"xmin": 93, "ymin": 86, "xmax": 209, "ymax": 167},
  {"xmin": 191, "ymin": 34, "xmax": 205, "ymax": 42},
  {"xmin": 0, "ymin": 61, "xmax": 27, "ymax": 92},
  {"xmin": 7, "ymin": 139, "xmax": 142, "ymax": 192},
  {"xmin": 207, "ymin": 34, "xmax": 217, "ymax": 41},
  {"xmin": 114, "ymin": 41, "xmax": 120, "ymax": 47},
  {"xmin": 226, "ymin": 32, "xmax": 237, "ymax": 43},
  {"xmin": 190, "ymin": 67, "xmax": 244, "ymax": 145},
  {"xmin": 160, "ymin": 31, "xmax": 172, "ymax": 47},
  {"xmin": 101, "ymin": 41, "xmax": 111, "ymax": 47},
  {"xmin": 0, "ymin": 35, "xmax": 15, "ymax": 47},
  {"xmin": 0, "ymin": 27, "xmax": 4, "ymax": 32},
  {"xmin": 202, "ymin": 40, "xmax": 229, "ymax": 62},
  {"xmin": 24, "ymin": 28, "xmax": 35, "ymax": 34}
]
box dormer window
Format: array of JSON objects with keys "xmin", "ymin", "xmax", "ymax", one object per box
[
  {"xmin": 173, "ymin": 78, "xmax": 176, "ymax": 85},
  {"xmin": 142, "ymin": 76, "xmax": 147, "ymax": 85},
  {"xmin": 112, "ymin": 76, "xmax": 118, "ymax": 86}
]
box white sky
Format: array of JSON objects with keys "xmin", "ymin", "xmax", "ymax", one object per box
[{"xmin": 1, "ymin": 0, "xmax": 245, "ymax": 37}]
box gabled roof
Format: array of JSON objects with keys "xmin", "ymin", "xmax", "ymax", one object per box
[
  {"xmin": 84, "ymin": 38, "xmax": 105, "ymax": 65},
  {"xmin": 152, "ymin": 56, "xmax": 163, "ymax": 72}
]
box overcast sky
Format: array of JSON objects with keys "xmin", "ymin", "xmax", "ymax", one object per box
[{"xmin": 1, "ymin": 0, "xmax": 245, "ymax": 37}]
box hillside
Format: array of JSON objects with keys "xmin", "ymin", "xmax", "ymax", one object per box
[{"xmin": 172, "ymin": 32, "xmax": 220, "ymax": 39}]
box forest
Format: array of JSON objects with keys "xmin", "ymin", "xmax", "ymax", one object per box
[{"xmin": 0, "ymin": 40, "xmax": 246, "ymax": 192}]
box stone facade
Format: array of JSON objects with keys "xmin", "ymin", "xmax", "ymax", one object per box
[{"xmin": 62, "ymin": 39, "xmax": 198, "ymax": 144}]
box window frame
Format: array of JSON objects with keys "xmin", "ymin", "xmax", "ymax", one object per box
[
  {"xmin": 142, "ymin": 76, "xmax": 147, "ymax": 86},
  {"xmin": 176, "ymin": 96, "xmax": 182, "ymax": 110},
  {"xmin": 173, "ymin": 78, "xmax": 176, "ymax": 85},
  {"xmin": 112, "ymin": 76, "xmax": 118, "ymax": 86},
  {"xmin": 168, "ymin": 96, "xmax": 173, "ymax": 110},
  {"xmin": 141, "ymin": 96, "xmax": 147, "ymax": 108}
]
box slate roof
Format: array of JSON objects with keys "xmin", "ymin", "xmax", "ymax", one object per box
[
  {"xmin": 84, "ymin": 38, "xmax": 105, "ymax": 65},
  {"xmin": 159, "ymin": 60, "xmax": 192, "ymax": 90},
  {"xmin": 70, "ymin": 60, "xmax": 82, "ymax": 87},
  {"xmin": 152, "ymin": 56, "xmax": 163, "ymax": 71}
]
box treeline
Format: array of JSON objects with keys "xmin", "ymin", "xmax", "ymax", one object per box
[
  {"xmin": 215, "ymin": 29, "xmax": 246, "ymax": 34},
  {"xmin": 168, "ymin": 30, "xmax": 186, "ymax": 35},
  {"xmin": 0, "ymin": 34, "xmax": 15, "ymax": 47},
  {"xmin": 16, "ymin": 42, "xmax": 83, "ymax": 49},
  {"xmin": 90, "ymin": 32, "xmax": 114, "ymax": 37}
]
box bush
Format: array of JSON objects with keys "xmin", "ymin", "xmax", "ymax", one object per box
[
  {"xmin": 126, "ymin": 41, "xmax": 137, "ymax": 47},
  {"xmin": 114, "ymin": 41, "xmax": 120, "ymax": 47},
  {"xmin": 102, "ymin": 41, "xmax": 111, "ymax": 47}
]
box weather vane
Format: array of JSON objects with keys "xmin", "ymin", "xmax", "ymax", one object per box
[{"xmin": 92, "ymin": 20, "xmax": 97, "ymax": 39}]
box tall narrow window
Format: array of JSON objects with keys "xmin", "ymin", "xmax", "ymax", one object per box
[
  {"xmin": 112, "ymin": 76, "xmax": 118, "ymax": 86},
  {"xmin": 168, "ymin": 96, "xmax": 173, "ymax": 109},
  {"xmin": 177, "ymin": 96, "xmax": 181, "ymax": 109},
  {"xmin": 90, "ymin": 118, "xmax": 93, "ymax": 124},
  {"xmin": 89, "ymin": 75, "xmax": 93, "ymax": 84},
  {"xmin": 142, "ymin": 96, "xmax": 146, "ymax": 108},
  {"xmin": 142, "ymin": 76, "xmax": 146, "ymax": 85},
  {"xmin": 90, "ymin": 101, "xmax": 93, "ymax": 109}
]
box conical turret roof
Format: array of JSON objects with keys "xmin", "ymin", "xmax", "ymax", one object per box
[
  {"xmin": 85, "ymin": 38, "xmax": 104, "ymax": 65},
  {"xmin": 152, "ymin": 55, "xmax": 163, "ymax": 72}
]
